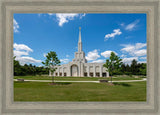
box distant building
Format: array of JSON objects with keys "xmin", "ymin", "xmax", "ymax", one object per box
[{"xmin": 50, "ymin": 27, "xmax": 109, "ymax": 77}]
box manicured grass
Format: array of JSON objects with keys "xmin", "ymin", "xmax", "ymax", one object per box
[
  {"xmin": 14, "ymin": 75, "xmax": 143, "ymax": 81},
  {"xmin": 14, "ymin": 81, "xmax": 146, "ymax": 101}
]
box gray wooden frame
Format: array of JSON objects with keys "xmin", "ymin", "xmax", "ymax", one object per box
[{"xmin": 0, "ymin": 0, "xmax": 159, "ymax": 114}]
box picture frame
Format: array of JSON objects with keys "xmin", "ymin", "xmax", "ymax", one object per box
[{"xmin": 0, "ymin": 0, "xmax": 159, "ymax": 114}]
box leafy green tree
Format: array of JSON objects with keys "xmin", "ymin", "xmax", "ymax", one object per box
[
  {"xmin": 14, "ymin": 56, "xmax": 22, "ymax": 76},
  {"xmin": 103, "ymin": 52, "xmax": 122, "ymax": 83},
  {"xmin": 139, "ymin": 63, "xmax": 146, "ymax": 76},
  {"xmin": 42, "ymin": 51, "xmax": 60, "ymax": 83}
]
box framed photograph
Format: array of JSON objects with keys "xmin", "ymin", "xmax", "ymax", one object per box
[{"xmin": 0, "ymin": 0, "xmax": 160, "ymax": 114}]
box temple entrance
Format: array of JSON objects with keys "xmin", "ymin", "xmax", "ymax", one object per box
[
  {"xmin": 71, "ymin": 65, "xmax": 78, "ymax": 77},
  {"xmin": 89, "ymin": 72, "xmax": 93, "ymax": 77},
  {"xmin": 84, "ymin": 72, "xmax": 87, "ymax": 77},
  {"xmin": 102, "ymin": 73, "xmax": 106, "ymax": 77},
  {"xmin": 96, "ymin": 72, "xmax": 100, "ymax": 77}
]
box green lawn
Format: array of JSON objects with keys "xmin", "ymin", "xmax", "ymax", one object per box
[
  {"xmin": 14, "ymin": 81, "xmax": 146, "ymax": 101},
  {"xmin": 14, "ymin": 75, "xmax": 143, "ymax": 81}
]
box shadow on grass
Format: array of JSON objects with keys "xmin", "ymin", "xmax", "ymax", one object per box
[
  {"xmin": 49, "ymin": 82, "xmax": 72, "ymax": 85},
  {"xmin": 15, "ymin": 81, "xmax": 72, "ymax": 85},
  {"xmin": 113, "ymin": 82, "xmax": 131, "ymax": 87},
  {"xmin": 14, "ymin": 81, "xmax": 30, "ymax": 83}
]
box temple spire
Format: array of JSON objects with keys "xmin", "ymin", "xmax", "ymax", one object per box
[
  {"xmin": 78, "ymin": 27, "xmax": 82, "ymax": 52},
  {"xmin": 79, "ymin": 27, "xmax": 81, "ymax": 42}
]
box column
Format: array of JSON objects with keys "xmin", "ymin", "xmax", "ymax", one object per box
[
  {"xmin": 57, "ymin": 67, "xmax": 60, "ymax": 76},
  {"xmin": 78, "ymin": 63, "xmax": 81, "ymax": 77},
  {"xmin": 107, "ymin": 72, "xmax": 109, "ymax": 77},
  {"xmin": 100, "ymin": 66, "xmax": 102, "ymax": 77},
  {"xmin": 88, "ymin": 66, "xmax": 90, "ymax": 77},
  {"xmin": 81, "ymin": 63, "xmax": 84, "ymax": 77},
  {"xmin": 93, "ymin": 65, "xmax": 96, "ymax": 77},
  {"xmin": 62, "ymin": 67, "xmax": 64, "ymax": 76},
  {"xmin": 67, "ymin": 65, "xmax": 71, "ymax": 77}
]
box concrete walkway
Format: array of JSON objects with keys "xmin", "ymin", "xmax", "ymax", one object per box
[
  {"xmin": 14, "ymin": 78, "xmax": 146, "ymax": 83},
  {"xmin": 110, "ymin": 78, "xmax": 147, "ymax": 83}
]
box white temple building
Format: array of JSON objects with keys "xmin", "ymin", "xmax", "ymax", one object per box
[{"xmin": 50, "ymin": 27, "xmax": 109, "ymax": 77}]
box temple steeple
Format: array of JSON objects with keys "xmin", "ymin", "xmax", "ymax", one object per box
[
  {"xmin": 78, "ymin": 27, "xmax": 82, "ymax": 52},
  {"xmin": 72, "ymin": 27, "xmax": 87, "ymax": 63}
]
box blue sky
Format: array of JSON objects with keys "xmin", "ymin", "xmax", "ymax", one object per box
[{"xmin": 13, "ymin": 13, "xmax": 146, "ymax": 66}]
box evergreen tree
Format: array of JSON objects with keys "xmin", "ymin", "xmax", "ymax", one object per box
[
  {"xmin": 131, "ymin": 59, "xmax": 138, "ymax": 75},
  {"xmin": 125, "ymin": 64, "xmax": 131, "ymax": 75},
  {"xmin": 120, "ymin": 63, "xmax": 126, "ymax": 74}
]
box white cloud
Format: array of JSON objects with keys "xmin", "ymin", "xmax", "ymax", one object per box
[
  {"xmin": 104, "ymin": 29, "xmax": 122, "ymax": 41},
  {"xmin": 91, "ymin": 59, "xmax": 105, "ymax": 63},
  {"xmin": 43, "ymin": 53, "xmax": 47, "ymax": 57},
  {"xmin": 14, "ymin": 50, "xmax": 29, "ymax": 57},
  {"xmin": 121, "ymin": 43, "xmax": 146, "ymax": 57},
  {"xmin": 138, "ymin": 61, "xmax": 146, "ymax": 64},
  {"xmin": 125, "ymin": 20, "xmax": 139, "ymax": 31},
  {"xmin": 60, "ymin": 59, "xmax": 69, "ymax": 64},
  {"xmin": 39, "ymin": 13, "xmax": 86, "ymax": 26},
  {"xmin": 56, "ymin": 13, "xmax": 79, "ymax": 26},
  {"xmin": 122, "ymin": 57, "xmax": 138, "ymax": 65},
  {"xmin": 121, "ymin": 45, "xmax": 135, "ymax": 53},
  {"xmin": 55, "ymin": 13, "xmax": 86, "ymax": 26},
  {"xmin": 120, "ymin": 54, "xmax": 127, "ymax": 58},
  {"xmin": 66, "ymin": 55, "xmax": 69, "ymax": 57},
  {"xmin": 122, "ymin": 56, "xmax": 147, "ymax": 65},
  {"xmin": 14, "ymin": 43, "xmax": 33, "ymax": 52},
  {"xmin": 86, "ymin": 49, "xmax": 100, "ymax": 61},
  {"xmin": 13, "ymin": 19, "xmax": 19, "ymax": 33},
  {"xmin": 140, "ymin": 57, "xmax": 147, "ymax": 60},
  {"xmin": 120, "ymin": 23, "xmax": 125, "ymax": 26},
  {"xmin": 80, "ymin": 13, "xmax": 86, "ymax": 19},
  {"xmin": 101, "ymin": 51, "xmax": 118, "ymax": 58},
  {"xmin": 134, "ymin": 49, "xmax": 146, "ymax": 57},
  {"xmin": 15, "ymin": 56, "xmax": 41, "ymax": 65},
  {"xmin": 135, "ymin": 43, "xmax": 147, "ymax": 49},
  {"xmin": 14, "ymin": 43, "xmax": 41, "ymax": 65},
  {"xmin": 48, "ymin": 13, "xmax": 54, "ymax": 16}
]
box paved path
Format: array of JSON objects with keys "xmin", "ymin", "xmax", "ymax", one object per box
[
  {"xmin": 14, "ymin": 78, "xmax": 146, "ymax": 83},
  {"xmin": 110, "ymin": 78, "xmax": 147, "ymax": 83}
]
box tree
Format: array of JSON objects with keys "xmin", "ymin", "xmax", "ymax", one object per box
[
  {"xmin": 103, "ymin": 52, "xmax": 122, "ymax": 83},
  {"xmin": 14, "ymin": 56, "xmax": 22, "ymax": 76},
  {"xmin": 42, "ymin": 51, "xmax": 60, "ymax": 83},
  {"xmin": 120, "ymin": 63, "xmax": 126, "ymax": 74},
  {"xmin": 131, "ymin": 59, "xmax": 138, "ymax": 75},
  {"xmin": 125, "ymin": 64, "xmax": 132, "ymax": 76},
  {"xmin": 139, "ymin": 63, "xmax": 146, "ymax": 76}
]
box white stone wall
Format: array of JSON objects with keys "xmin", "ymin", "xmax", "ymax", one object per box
[{"xmin": 52, "ymin": 62, "xmax": 109, "ymax": 77}]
